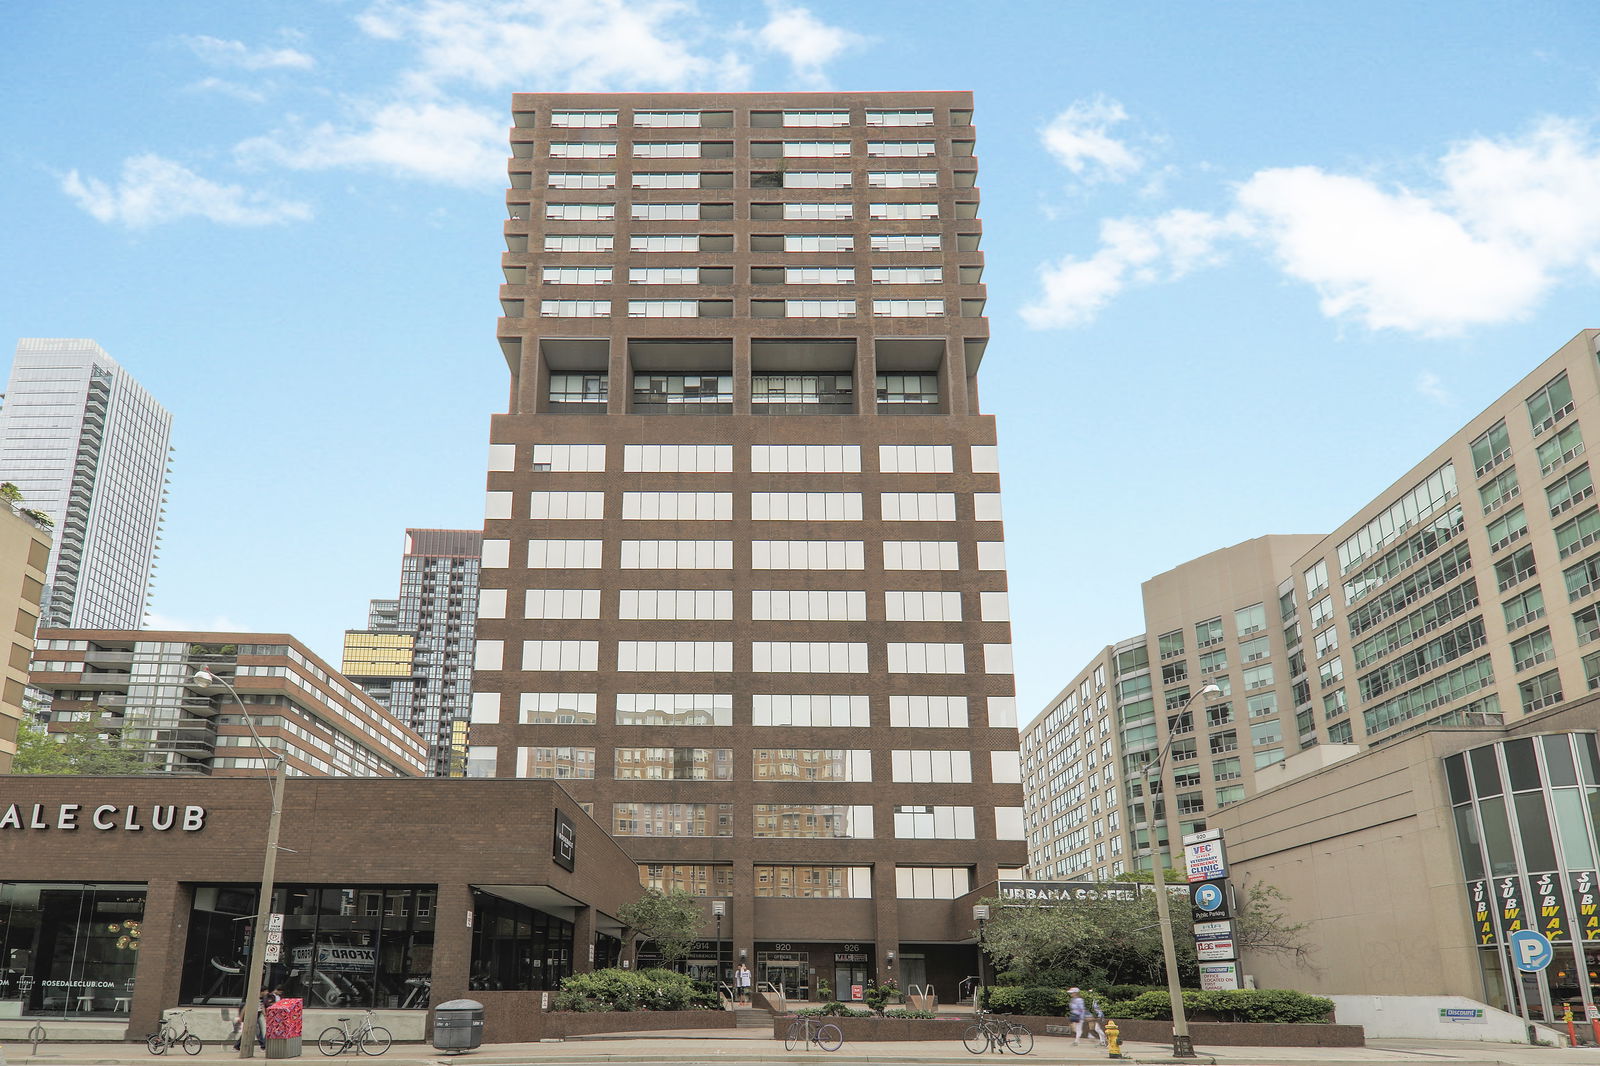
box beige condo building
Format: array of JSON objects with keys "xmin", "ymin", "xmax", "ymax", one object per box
[
  {"xmin": 0, "ymin": 501, "xmax": 52, "ymax": 772},
  {"xmin": 1025, "ymin": 329, "xmax": 1600, "ymax": 883}
]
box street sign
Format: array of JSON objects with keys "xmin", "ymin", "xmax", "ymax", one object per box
[
  {"xmin": 264, "ymin": 943, "xmax": 282, "ymax": 963},
  {"xmin": 1184, "ymin": 838, "xmax": 1228, "ymax": 883},
  {"xmin": 1182, "ymin": 828, "xmax": 1223, "ymax": 846},
  {"xmin": 1194, "ymin": 919, "xmax": 1236, "ymax": 961},
  {"xmin": 267, "ymin": 913, "xmax": 284, "ymax": 932},
  {"xmin": 1509, "ymin": 929, "xmax": 1553, "ymax": 972},
  {"xmin": 1198, "ymin": 961, "xmax": 1240, "ymax": 990},
  {"xmin": 1190, "ymin": 878, "xmax": 1230, "ymax": 922},
  {"xmin": 266, "ymin": 929, "xmax": 283, "ymax": 945}
]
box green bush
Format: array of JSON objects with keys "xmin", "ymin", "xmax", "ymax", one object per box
[
  {"xmin": 980, "ymin": 986, "xmax": 1067, "ymax": 1017},
  {"xmin": 1107, "ymin": 989, "xmax": 1333, "ymax": 1023},
  {"xmin": 552, "ymin": 967, "xmax": 718, "ymax": 1012},
  {"xmin": 795, "ymin": 1003, "xmax": 872, "ymax": 1017},
  {"xmin": 863, "ymin": 980, "xmax": 902, "ymax": 1014},
  {"xmin": 884, "ymin": 1008, "xmax": 937, "ymax": 1019}
]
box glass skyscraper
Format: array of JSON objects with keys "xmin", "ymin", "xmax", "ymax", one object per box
[{"xmin": 0, "ymin": 339, "xmax": 172, "ymax": 628}]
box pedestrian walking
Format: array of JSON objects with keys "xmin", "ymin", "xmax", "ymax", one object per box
[
  {"xmin": 1066, "ymin": 986, "xmax": 1086, "ymax": 1044},
  {"xmin": 736, "ymin": 962, "xmax": 752, "ymax": 1004},
  {"xmin": 1085, "ymin": 990, "xmax": 1107, "ymax": 1044}
]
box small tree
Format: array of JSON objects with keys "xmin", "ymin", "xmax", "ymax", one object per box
[
  {"xmin": 12, "ymin": 713, "xmax": 155, "ymax": 775},
  {"xmin": 618, "ymin": 888, "xmax": 705, "ymax": 970}
]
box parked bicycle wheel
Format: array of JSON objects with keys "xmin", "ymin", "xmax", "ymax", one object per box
[
  {"xmin": 360, "ymin": 1027, "xmax": 392, "ymax": 1055},
  {"xmin": 180, "ymin": 1033, "xmax": 203, "ymax": 1056},
  {"xmin": 962, "ymin": 1024, "xmax": 988, "ymax": 1054},
  {"xmin": 815, "ymin": 1022, "xmax": 843, "ymax": 1052},
  {"xmin": 784, "ymin": 1020, "xmax": 803, "ymax": 1051},
  {"xmin": 1005, "ymin": 1024, "xmax": 1032, "ymax": 1054},
  {"xmin": 318, "ymin": 1028, "xmax": 349, "ymax": 1056},
  {"xmin": 146, "ymin": 1032, "xmax": 170, "ymax": 1055}
]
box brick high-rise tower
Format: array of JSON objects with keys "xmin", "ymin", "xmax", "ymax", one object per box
[{"xmin": 472, "ymin": 92, "xmax": 1025, "ymax": 999}]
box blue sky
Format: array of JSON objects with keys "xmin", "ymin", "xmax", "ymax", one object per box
[{"xmin": 4, "ymin": 1, "xmax": 1599, "ymax": 717}]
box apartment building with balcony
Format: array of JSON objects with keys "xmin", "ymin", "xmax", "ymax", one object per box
[
  {"xmin": 29, "ymin": 630, "xmax": 429, "ymax": 777},
  {"xmin": 343, "ymin": 529, "xmax": 481, "ymax": 775},
  {"xmin": 471, "ymin": 91, "xmax": 1024, "ymax": 1000},
  {"xmin": 0, "ymin": 502, "xmax": 52, "ymax": 771},
  {"xmin": 1024, "ymin": 329, "xmax": 1600, "ymax": 878},
  {"xmin": 0, "ymin": 339, "xmax": 172, "ymax": 629}
]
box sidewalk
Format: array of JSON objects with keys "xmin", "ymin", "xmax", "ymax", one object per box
[{"xmin": 0, "ymin": 1034, "xmax": 1594, "ymax": 1066}]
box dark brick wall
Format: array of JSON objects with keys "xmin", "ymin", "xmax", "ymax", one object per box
[{"xmin": 0, "ymin": 776, "xmax": 642, "ymax": 1036}]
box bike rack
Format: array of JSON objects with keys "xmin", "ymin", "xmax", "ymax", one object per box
[{"xmin": 907, "ymin": 983, "xmax": 939, "ymax": 1011}]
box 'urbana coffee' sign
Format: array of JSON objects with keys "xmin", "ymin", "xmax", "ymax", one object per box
[{"xmin": 0, "ymin": 803, "xmax": 208, "ymax": 832}]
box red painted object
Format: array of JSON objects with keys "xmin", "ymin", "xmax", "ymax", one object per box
[{"xmin": 265, "ymin": 998, "xmax": 304, "ymax": 1039}]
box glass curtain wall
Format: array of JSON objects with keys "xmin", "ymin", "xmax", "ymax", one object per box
[
  {"xmin": 180, "ymin": 884, "xmax": 436, "ymax": 1010},
  {"xmin": 1446, "ymin": 733, "xmax": 1600, "ymax": 1019},
  {"xmin": 0, "ymin": 883, "xmax": 147, "ymax": 1018}
]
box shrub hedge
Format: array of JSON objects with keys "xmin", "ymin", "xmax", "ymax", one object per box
[
  {"xmin": 1109, "ymin": 989, "xmax": 1334, "ymax": 1023},
  {"xmin": 552, "ymin": 967, "xmax": 721, "ymax": 1012},
  {"xmin": 979, "ymin": 985, "xmax": 1333, "ymax": 1023},
  {"xmin": 794, "ymin": 1003, "xmax": 873, "ymax": 1017}
]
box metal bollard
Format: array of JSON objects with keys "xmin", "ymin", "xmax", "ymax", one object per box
[{"xmin": 1104, "ymin": 1018, "xmax": 1123, "ymax": 1058}]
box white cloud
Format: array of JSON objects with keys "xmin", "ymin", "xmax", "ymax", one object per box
[
  {"xmin": 755, "ymin": 2, "xmax": 865, "ymax": 86},
  {"xmin": 1415, "ymin": 372, "xmax": 1451, "ymax": 405},
  {"xmin": 181, "ymin": 34, "xmax": 314, "ymax": 71},
  {"xmin": 1026, "ymin": 117, "xmax": 1600, "ymax": 335},
  {"xmin": 144, "ymin": 610, "xmax": 251, "ymax": 633},
  {"xmin": 1021, "ymin": 209, "xmax": 1237, "ymax": 328},
  {"xmin": 61, "ymin": 154, "xmax": 312, "ymax": 229},
  {"xmin": 1040, "ymin": 97, "xmax": 1141, "ymax": 182},
  {"xmin": 187, "ymin": 76, "xmax": 267, "ymax": 103},
  {"xmin": 237, "ymin": 100, "xmax": 507, "ymax": 188},
  {"xmin": 355, "ymin": 0, "xmax": 752, "ymax": 94}
]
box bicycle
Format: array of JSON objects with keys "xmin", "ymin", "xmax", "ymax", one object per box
[
  {"xmin": 147, "ymin": 1009, "xmax": 203, "ymax": 1055},
  {"xmin": 318, "ymin": 1010, "xmax": 392, "ymax": 1056},
  {"xmin": 783, "ymin": 1013, "xmax": 843, "ymax": 1052},
  {"xmin": 962, "ymin": 1010, "xmax": 1032, "ymax": 1055}
]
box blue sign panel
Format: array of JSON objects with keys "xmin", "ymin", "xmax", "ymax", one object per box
[{"xmin": 1509, "ymin": 929, "xmax": 1553, "ymax": 972}]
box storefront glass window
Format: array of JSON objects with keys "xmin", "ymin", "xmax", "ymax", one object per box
[
  {"xmin": 180, "ymin": 884, "xmax": 435, "ymax": 1010},
  {"xmin": 0, "ymin": 883, "xmax": 146, "ymax": 1018},
  {"xmin": 468, "ymin": 890, "xmax": 573, "ymax": 991}
]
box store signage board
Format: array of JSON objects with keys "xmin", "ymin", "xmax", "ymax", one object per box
[
  {"xmin": 552, "ymin": 809, "xmax": 576, "ymax": 872},
  {"xmin": 1198, "ymin": 962, "xmax": 1241, "ymax": 990},
  {"xmin": 1184, "ymin": 838, "xmax": 1227, "ymax": 883},
  {"xmin": 0, "ymin": 803, "xmax": 207, "ymax": 832},
  {"xmin": 1438, "ymin": 1008, "xmax": 1485, "ymax": 1023},
  {"xmin": 997, "ymin": 880, "xmax": 1141, "ymax": 903}
]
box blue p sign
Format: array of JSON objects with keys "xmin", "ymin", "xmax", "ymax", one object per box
[{"xmin": 1509, "ymin": 930, "xmax": 1553, "ymax": 972}]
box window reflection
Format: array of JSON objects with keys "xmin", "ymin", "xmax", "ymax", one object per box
[{"xmin": 0, "ymin": 883, "xmax": 146, "ymax": 1017}]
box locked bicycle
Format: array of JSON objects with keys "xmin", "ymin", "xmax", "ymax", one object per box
[
  {"xmin": 962, "ymin": 1009, "xmax": 1032, "ymax": 1055},
  {"xmin": 318, "ymin": 1009, "xmax": 391, "ymax": 1056},
  {"xmin": 783, "ymin": 1012, "xmax": 843, "ymax": 1052},
  {"xmin": 147, "ymin": 1009, "xmax": 203, "ymax": 1055}
]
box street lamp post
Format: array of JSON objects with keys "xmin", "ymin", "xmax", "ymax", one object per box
[
  {"xmin": 972, "ymin": 905, "xmax": 990, "ymax": 1008},
  {"xmin": 193, "ymin": 667, "xmax": 285, "ymax": 1062},
  {"xmin": 1146, "ymin": 680, "xmax": 1222, "ymax": 1059},
  {"xmin": 711, "ymin": 900, "xmax": 726, "ymax": 1001}
]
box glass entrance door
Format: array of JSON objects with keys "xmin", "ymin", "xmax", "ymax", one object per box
[
  {"xmin": 755, "ymin": 952, "xmax": 808, "ymax": 1000},
  {"xmin": 833, "ymin": 963, "xmax": 867, "ymax": 1001}
]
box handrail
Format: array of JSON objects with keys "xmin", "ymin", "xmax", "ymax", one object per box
[
  {"xmin": 906, "ymin": 983, "xmax": 939, "ymax": 1010},
  {"xmin": 958, "ymin": 975, "xmax": 981, "ymax": 1003},
  {"xmin": 717, "ymin": 981, "xmax": 736, "ymax": 1005}
]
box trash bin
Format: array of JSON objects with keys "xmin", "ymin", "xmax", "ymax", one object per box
[
  {"xmin": 432, "ymin": 999, "xmax": 485, "ymax": 1053},
  {"xmin": 264, "ymin": 997, "xmax": 304, "ymax": 1059}
]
